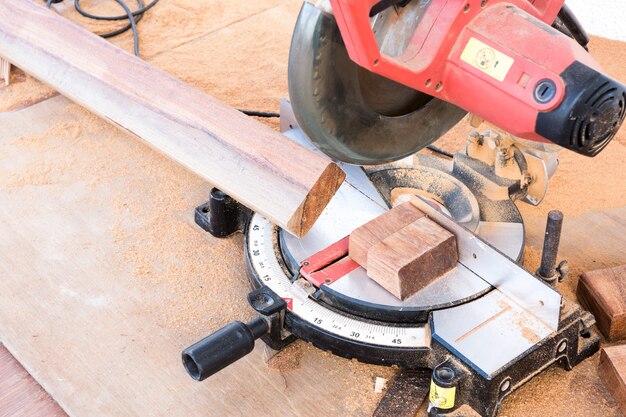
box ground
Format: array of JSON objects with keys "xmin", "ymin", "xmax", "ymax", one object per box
[{"xmin": 0, "ymin": 1, "xmax": 624, "ymax": 417}]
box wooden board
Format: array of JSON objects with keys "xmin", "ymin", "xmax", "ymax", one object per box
[
  {"xmin": 599, "ymin": 345, "xmax": 626, "ymax": 416},
  {"xmin": 0, "ymin": 344, "xmax": 67, "ymax": 417},
  {"xmin": 577, "ymin": 264, "xmax": 626, "ymax": 341},
  {"xmin": 367, "ymin": 217, "xmax": 458, "ymax": 300},
  {"xmin": 0, "ymin": 0, "xmax": 345, "ymax": 238},
  {"xmin": 349, "ymin": 202, "xmax": 426, "ymax": 266}
]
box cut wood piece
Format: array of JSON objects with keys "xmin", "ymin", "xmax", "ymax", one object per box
[
  {"xmin": 0, "ymin": 0, "xmax": 344, "ymax": 237},
  {"xmin": 599, "ymin": 345, "xmax": 626, "ymax": 416},
  {"xmin": 349, "ymin": 202, "xmax": 426, "ymax": 267},
  {"xmin": 577, "ymin": 264, "xmax": 626, "ymax": 341},
  {"xmin": 367, "ymin": 217, "xmax": 458, "ymax": 300}
]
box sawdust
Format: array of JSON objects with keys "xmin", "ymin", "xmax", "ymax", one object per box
[
  {"xmin": 0, "ymin": 68, "xmax": 57, "ymax": 112},
  {"xmin": 518, "ymin": 320, "xmax": 541, "ymax": 345},
  {"xmin": 0, "ymin": 2, "xmax": 625, "ymax": 414},
  {"xmin": 266, "ymin": 341, "xmax": 303, "ymax": 372}
]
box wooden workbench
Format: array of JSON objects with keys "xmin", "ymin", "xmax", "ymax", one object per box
[{"xmin": 0, "ymin": 1, "xmax": 625, "ymax": 416}]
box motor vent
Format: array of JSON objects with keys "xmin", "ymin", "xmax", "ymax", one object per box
[
  {"xmin": 536, "ymin": 61, "xmax": 626, "ymax": 157},
  {"xmin": 570, "ymin": 83, "xmax": 626, "ymax": 156}
]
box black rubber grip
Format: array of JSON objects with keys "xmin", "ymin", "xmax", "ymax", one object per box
[{"xmin": 182, "ymin": 317, "xmax": 269, "ymax": 381}]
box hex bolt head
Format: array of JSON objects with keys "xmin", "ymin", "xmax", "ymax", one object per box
[{"xmin": 500, "ymin": 379, "xmax": 511, "ymax": 392}]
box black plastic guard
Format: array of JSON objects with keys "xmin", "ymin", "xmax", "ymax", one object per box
[{"xmin": 536, "ymin": 61, "xmax": 626, "ymax": 157}]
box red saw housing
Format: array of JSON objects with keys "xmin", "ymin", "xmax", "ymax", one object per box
[{"xmin": 329, "ymin": 0, "xmax": 626, "ymax": 156}]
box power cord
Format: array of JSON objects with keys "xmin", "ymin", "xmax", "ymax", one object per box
[
  {"xmin": 426, "ymin": 145, "xmax": 454, "ymax": 158},
  {"xmin": 45, "ymin": 0, "xmax": 160, "ymax": 57}
]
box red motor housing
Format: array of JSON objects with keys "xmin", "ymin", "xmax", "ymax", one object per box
[{"xmin": 329, "ymin": 0, "xmax": 626, "ymax": 156}]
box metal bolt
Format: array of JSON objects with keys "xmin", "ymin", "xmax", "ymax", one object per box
[
  {"xmin": 558, "ymin": 341, "xmax": 567, "ymax": 353},
  {"xmin": 537, "ymin": 211, "xmax": 564, "ymax": 286},
  {"xmin": 534, "ymin": 79, "xmax": 557, "ymax": 104},
  {"xmin": 500, "ymin": 379, "xmax": 511, "ymax": 392},
  {"xmin": 252, "ymin": 293, "xmax": 274, "ymax": 309},
  {"xmin": 557, "ymin": 260, "xmax": 570, "ymax": 282}
]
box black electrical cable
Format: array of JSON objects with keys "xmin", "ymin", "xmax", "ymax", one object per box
[
  {"xmin": 238, "ymin": 110, "xmax": 280, "ymax": 118},
  {"xmin": 426, "ymin": 145, "xmax": 454, "ymax": 158},
  {"xmin": 46, "ymin": 0, "xmax": 160, "ymax": 57},
  {"xmin": 74, "ymin": 0, "xmax": 160, "ymax": 20}
]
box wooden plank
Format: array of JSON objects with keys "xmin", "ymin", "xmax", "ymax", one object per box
[
  {"xmin": 599, "ymin": 345, "xmax": 626, "ymax": 416},
  {"xmin": 349, "ymin": 202, "xmax": 426, "ymax": 267},
  {"xmin": 0, "ymin": 0, "xmax": 344, "ymax": 238},
  {"xmin": 577, "ymin": 264, "xmax": 626, "ymax": 341},
  {"xmin": 0, "ymin": 96, "xmax": 392, "ymax": 417},
  {"xmin": 0, "ymin": 57, "xmax": 8, "ymax": 86},
  {"xmin": 0, "ymin": 344, "xmax": 67, "ymax": 417},
  {"xmin": 367, "ymin": 217, "xmax": 458, "ymax": 300}
]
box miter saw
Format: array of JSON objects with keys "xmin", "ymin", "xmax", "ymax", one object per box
[{"xmin": 180, "ymin": 1, "xmax": 625, "ymax": 416}]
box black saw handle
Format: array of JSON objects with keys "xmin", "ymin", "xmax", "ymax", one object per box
[{"xmin": 182, "ymin": 317, "xmax": 269, "ymax": 381}]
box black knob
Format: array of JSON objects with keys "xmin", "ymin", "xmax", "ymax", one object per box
[{"xmin": 182, "ymin": 317, "xmax": 269, "ymax": 381}]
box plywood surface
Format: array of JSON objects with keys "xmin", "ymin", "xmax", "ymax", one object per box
[
  {"xmin": 0, "ymin": 1, "xmax": 625, "ymax": 417},
  {"xmin": 0, "ymin": 94, "xmax": 392, "ymax": 417}
]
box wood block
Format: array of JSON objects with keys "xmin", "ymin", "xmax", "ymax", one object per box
[
  {"xmin": 367, "ymin": 217, "xmax": 458, "ymax": 300},
  {"xmin": 599, "ymin": 345, "xmax": 626, "ymax": 415},
  {"xmin": 577, "ymin": 264, "xmax": 626, "ymax": 341},
  {"xmin": 349, "ymin": 202, "xmax": 426, "ymax": 267}
]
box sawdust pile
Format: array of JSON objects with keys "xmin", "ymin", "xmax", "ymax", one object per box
[
  {"xmin": 0, "ymin": 1, "xmax": 625, "ymax": 415},
  {"xmin": 0, "ymin": 68, "xmax": 57, "ymax": 112}
]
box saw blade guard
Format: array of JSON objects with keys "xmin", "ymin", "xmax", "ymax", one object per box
[{"xmin": 288, "ymin": 2, "xmax": 466, "ymax": 165}]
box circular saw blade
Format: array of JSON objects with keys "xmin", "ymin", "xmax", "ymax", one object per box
[{"xmin": 288, "ymin": 2, "xmax": 466, "ymax": 165}]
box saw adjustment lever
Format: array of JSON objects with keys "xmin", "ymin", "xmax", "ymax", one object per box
[{"xmin": 182, "ymin": 287, "xmax": 293, "ymax": 381}]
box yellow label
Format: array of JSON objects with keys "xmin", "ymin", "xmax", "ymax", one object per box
[
  {"xmin": 460, "ymin": 37, "xmax": 514, "ymax": 82},
  {"xmin": 429, "ymin": 380, "xmax": 456, "ymax": 410}
]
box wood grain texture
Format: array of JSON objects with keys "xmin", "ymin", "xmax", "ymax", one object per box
[
  {"xmin": 0, "ymin": 344, "xmax": 67, "ymax": 417},
  {"xmin": 577, "ymin": 264, "xmax": 626, "ymax": 341},
  {"xmin": 599, "ymin": 345, "xmax": 626, "ymax": 416},
  {"xmin": 349, "ymin": 202, "xmax": 426, "ymax": 267},
  {"xmin": 367, "ymin": 217, "xmax": 458, "ymax": 300},
  {"xmin": 0, "ymin": 0, "xmax": 344, "ymax": 237},
  {"xmin": 0, "ymin": 95, "xmax": 391, "ymax": 417}
]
